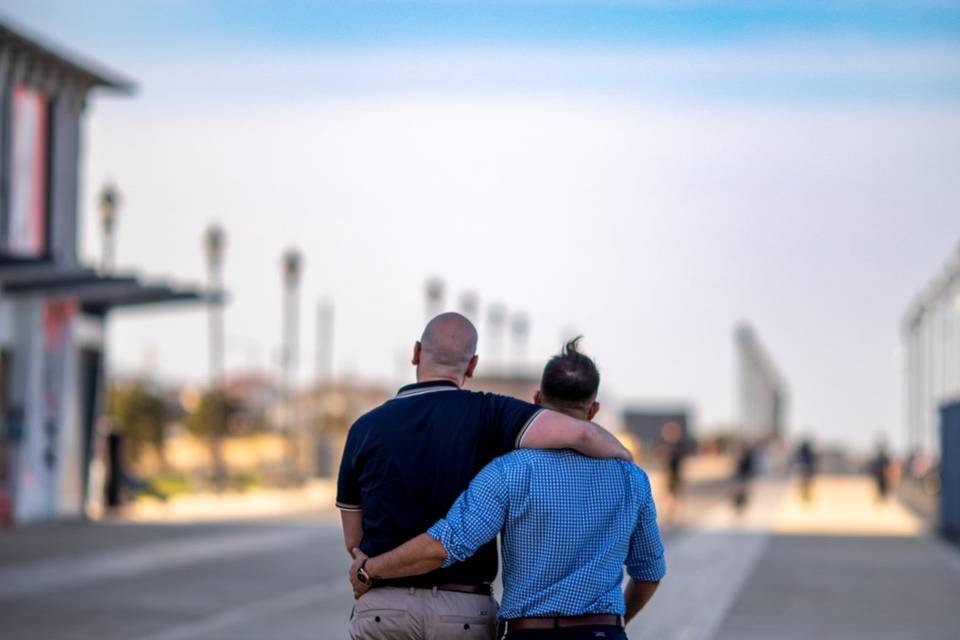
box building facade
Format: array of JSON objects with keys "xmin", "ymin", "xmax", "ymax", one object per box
[
  {"xmin": 622, "ymin": 407, "xmax": 691, "ymax": 451},
  {"xmin": 735, "ymin": 322, "xmax": 787, "ymax": 441},
  {"xmin": 903, "ymin": 242, "xmax": 960, "ymax": 459},
  {"xmin": 0, "ymin": 22, "xmax": 206, "ymax": 525}
]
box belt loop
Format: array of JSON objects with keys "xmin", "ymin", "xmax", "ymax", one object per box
[
  {"xmin": 432, "ymin": 586, "xmax": 438, "ymax": 597},
  {"xmin": 553, "ymin": 617, "xmax": 560, "ymax": 630},
  {"xmin": 408, "ymin": 587, "xmax": 415, "ymax": 595}
]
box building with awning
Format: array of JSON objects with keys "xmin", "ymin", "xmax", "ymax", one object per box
[{"xmin": 0, "ymin": 20, "xmax": 213, "ymax": 524}]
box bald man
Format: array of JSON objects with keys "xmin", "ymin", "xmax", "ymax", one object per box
[{"xmin": 338, "ymin": 313, "xmax": 632, "ymax": 640}]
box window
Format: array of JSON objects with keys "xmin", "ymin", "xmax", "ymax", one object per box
[{"xmin": 4, "ymin": 84, "xmax": 49, "ymax": 258}]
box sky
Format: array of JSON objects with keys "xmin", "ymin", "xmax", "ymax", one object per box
[{"xmin": 4, "ymin": 0, "xmax": 960, "ymax": 451}]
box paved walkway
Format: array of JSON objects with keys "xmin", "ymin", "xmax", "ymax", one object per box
[
  {"xmin": 1, "ymin": 475, "xmax": 958, "ymax": 639},
  {"xmin": 111, "ymin": 480, "xmax": 337, "ymax": 523},
  {"xmin": 629, "ymin": 475, "xmax": 960, "ymax": 640},
  {"xmin": 0, "ymin": 517, "xmax": 355, "ymax": 640}
]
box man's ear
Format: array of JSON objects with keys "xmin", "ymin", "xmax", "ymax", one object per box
[
  {"xmin": 533, "ymin": 390, "xmax": 543, "ymax": 406},
  {"xmin": 464, "ymin": 354, "xmax": 479, "ymax": 379},
  {"xmin": 412, "ymin": 341, "xmax": 422, "ymax": 366},
  {"xmin": 587, "ymin": 401, "xmax": 600, "ymax": 422}
]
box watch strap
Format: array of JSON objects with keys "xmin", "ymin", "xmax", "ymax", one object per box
[{"xmin": 358, "ymin": 557, "xmax": 373, "ymax": 585}]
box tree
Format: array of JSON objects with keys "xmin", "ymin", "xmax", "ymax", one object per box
[
  {"xmin": 108, "ymin": 383, "xmax": 170, "ymax": 468},
  {"xmin": 184, "ymin": 389, "xmax": 239, "ymax": 489}
]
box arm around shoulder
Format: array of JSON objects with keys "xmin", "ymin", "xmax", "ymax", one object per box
[
  {"xmin": 364, "ymin": 533, "xmax": 448, "ymax": 581},
  {"xmin": 520, "ymin": 410, "xmax": 632, "ymax": 461}
]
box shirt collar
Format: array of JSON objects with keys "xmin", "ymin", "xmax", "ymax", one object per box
[{"xmin": 395, "ymin": 379, "xmax": 460, "ymax": 398}]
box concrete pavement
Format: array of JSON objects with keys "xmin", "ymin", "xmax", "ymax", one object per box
[
  {"xmin": 629, "ymin": 475, "xmax": 960, "ymax": 640},
  {"xmin": 1, "ymin": 475, "xmax": 959, "ymax": 639},
  {"xmin": 712, "ymin": 477, "xmax": 960, "ymax": 640},
  {"xmin": 714, "ymin": 534, "xmax": 960, "ymax": 640},
  {"xmin": 0, "ymin": 517, "xmax": 355, "ymax": 640}
]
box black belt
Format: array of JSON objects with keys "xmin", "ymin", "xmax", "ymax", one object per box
[{"xmin": 434, "ymin": 583, "xmax": 492, "ymax": 595}]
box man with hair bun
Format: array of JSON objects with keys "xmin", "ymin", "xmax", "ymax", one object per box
[{"xmin": 351, "ymin": 337, "xmax": 665, "ymax": 640}]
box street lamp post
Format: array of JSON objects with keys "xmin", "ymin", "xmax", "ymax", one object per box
[
  {"xmin": 487, "ymin": 303, "xmax": 506, "ymax": 372},
  {"xmin": 510, "ymin": 312, "xmax": 530, "ymax": 371},
  {"xmin": 204, "ymin": 224, "xmax": 226, "ymax": 388},
  {"xmin": 203, "ymin": 223, "xmax": 227, "ymax": 488},
  {"xmin": 281, "ymin": 248, "xmax": 303, "ymax": 481},
  {"xmin": 315, "ymin": 297, "xmax": 334, "ymax": 385},
  {"xmin": 98, "ymin": 183, "xmax": 119, "ymax": 273},
  {"xmin": 458, "ymin": 290, "xmax": 479, "ymax": 323},
  {"xmin": 425, "ymin": 277, "xmax": 445, "ymax": 320}
]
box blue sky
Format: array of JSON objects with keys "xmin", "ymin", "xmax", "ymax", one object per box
[
  {"xmin": 10, "ymin": 1, "xmax": 960, "ymax": 48},
  {"xmin": 7, "ymin": 1, "xmax": 960, "ymax": 103},
  {"xmin": 5, "ymin": 1, "xmax": 960, "ymax": 451}
]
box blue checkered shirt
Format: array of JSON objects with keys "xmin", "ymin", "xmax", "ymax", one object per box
[{"xmin": 427, "ymin": 449, "xmax": 665, "ymax": 620}]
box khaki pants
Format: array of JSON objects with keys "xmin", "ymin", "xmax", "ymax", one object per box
[{"xmin": 349, "ymin": 586, "xmax": 498, "ymax": 640}]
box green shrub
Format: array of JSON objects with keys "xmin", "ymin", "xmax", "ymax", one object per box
[
  {"xmin": 147, "ymin": 472, "xmax": 192, "ymax": 498},
  {"xmin": 231, "ymin": 470, "xmax": 263, "ymax": 492}
]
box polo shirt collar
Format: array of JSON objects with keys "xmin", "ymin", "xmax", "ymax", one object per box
[{"xmin": 396, "ymin": 379, "xmax": 460, "ymax": 398}]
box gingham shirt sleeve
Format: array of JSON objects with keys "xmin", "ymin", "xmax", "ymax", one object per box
[
  {"xmin": 427, "ymin": 458, "xmax": 509, "ymax": 568},
  {"xmin": 625, "ymin": 468, "xmax": 667, "ymax": 581}
]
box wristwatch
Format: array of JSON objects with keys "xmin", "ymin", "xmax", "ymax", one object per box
[{"xmin": 357, "ymin": 558, "xmax": 375, "ymax": 586}]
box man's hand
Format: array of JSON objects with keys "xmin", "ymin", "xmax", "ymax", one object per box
[{"xmin": 349, "ymin": 547, "xmax": 371, "ymax": 599}]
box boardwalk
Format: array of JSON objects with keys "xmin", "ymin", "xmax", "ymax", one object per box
[
  {"xmin": 630, "ymin": 476, "xmax": 960, "ymax": 640},
  {"xmin": 1, "ymin": 475, "xmax": 958, "ymax": 639}
]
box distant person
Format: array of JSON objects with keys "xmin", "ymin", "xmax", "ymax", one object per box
[
  {"xmin": 903, "ymin": 449, "xmax": 917, "ymax": 482},
  {"xmin": 662, "ymin": 421, "xmax": 685, "ymax": 523},
  {"xmin": 337, "ymin": 316, "xmax": 633, "ymax": 639},
  {"xmin": 871, "ymin": 441, "xmax": 892, "ymax": 503},
  {"xmin": 795, "ymin": 439, "xmax": 816, "ymax": 503},
  {"xmin": 732, "ymin": 441, "xmax": 757, "ymax": 513},
  {"xmin": 350, "ymin": 338, "xmax": 665, "ymax": 639}
]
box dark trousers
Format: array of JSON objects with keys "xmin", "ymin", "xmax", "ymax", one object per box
[{"xmin": 504, "ymin": 625, "xmax": 627, "ymax": 640}]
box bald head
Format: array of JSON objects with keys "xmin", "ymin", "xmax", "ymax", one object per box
[{"xmin": 417, "ymin": 312, "xmax": 478, "ymax": 379}]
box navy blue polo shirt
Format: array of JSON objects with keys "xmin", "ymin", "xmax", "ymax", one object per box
[{"xmin": 336, "ymin": 379, "xmax": 544, "ymax": 587}]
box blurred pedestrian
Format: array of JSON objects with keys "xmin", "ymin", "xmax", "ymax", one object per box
[
  {"xmin": 662, "ymin": 421, "xmax": 685, "ymax": 523},
  {"xmin": 871, "ymin": 440, "xmax": 892, "ymax": 503},
  {"xmin": 795, "ymin": 439, "xmax": 816, "ymax": 504},
  {"xmin": 732, "ymin": 441, "xmax": 756, "ymax": 514}
]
